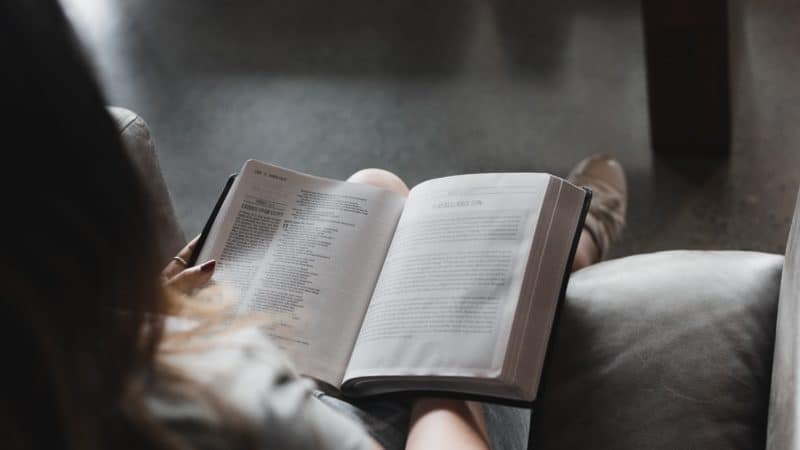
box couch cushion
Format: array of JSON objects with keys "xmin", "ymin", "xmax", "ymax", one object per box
[
  {"xmin": 768, "ymin": 189, "xmax": 800, "ymax": 450},
  {"xmin": 486, "ymin": 250, "xmax": 782, "ymax": 450},
  {"xmin": 107, "ymin": 106, "xmax": 186, "ymax": 262}
]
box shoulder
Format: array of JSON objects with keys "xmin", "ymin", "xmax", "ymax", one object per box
[
  {"xmin": 146, "ymin": 320, "xmax": 374, "ymax": 450},
  {"xmin": 160, "ymin": 321, "xmax": 298, "ymax": 415}
]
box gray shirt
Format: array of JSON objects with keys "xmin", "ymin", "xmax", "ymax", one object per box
[{"xmin": 146, "ymin": 322, "xmax": 374, "ymax": 450}]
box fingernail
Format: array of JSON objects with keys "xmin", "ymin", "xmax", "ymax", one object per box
[{"xmin": 200, "ymin": 260, "xmax": 216, "ymax": 272}]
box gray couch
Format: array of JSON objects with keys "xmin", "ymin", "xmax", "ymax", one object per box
[{"xmin": 113, "ymin": 106, "xmax": 797, "ymax": 450}]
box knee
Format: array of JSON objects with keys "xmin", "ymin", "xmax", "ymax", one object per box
[{"xmin": 347, "ymin": 168, "xmax": 410, "ymax": 197}]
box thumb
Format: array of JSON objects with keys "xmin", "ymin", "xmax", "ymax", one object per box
[{"xmin": 165, "ymin": 260, "xmax": 216, "ymax": 293}]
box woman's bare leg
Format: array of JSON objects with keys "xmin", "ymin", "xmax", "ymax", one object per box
[
  {"xmin": 347, "ymin": 162, "xmax": 617, "ymax": 448},
  {"xmin": 347, "ymin": 168, "xmax": 489, "ymax": 450},
  {"xmin": 572, "ymin": 230, "xmax": 601, "ymax": 272},
  {"xmin": 348, "ymin": 168, "xmax": 602, "ymax": 273},
  {"xmin": 567, "ymin": 154, "xmax": 627, "ymax": 272}
]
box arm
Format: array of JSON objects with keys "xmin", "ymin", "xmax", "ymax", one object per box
[
  {"xmin": 161, "ymin": 239, "xmax": 385, "ymax": 450},
  {"xmin": 406, "ymin": 399, "xmax": 490, "ymax": 450},
  {"xmin": 164, "ymin": 244, "xmax": 488, "ymax": 450}
]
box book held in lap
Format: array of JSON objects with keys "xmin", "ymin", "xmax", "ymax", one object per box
[{"xmin": 194, "ymin": 159, "xmax": 590, "ymax": 404}]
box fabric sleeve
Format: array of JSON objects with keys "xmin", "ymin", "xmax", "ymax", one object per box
[{"xmin": 149, "ymin": 322, "xmax": 375, "ymax": 450}]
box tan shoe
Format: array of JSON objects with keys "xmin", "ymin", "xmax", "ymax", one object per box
[{"xmin": 567, "ymin": 154, "xmax": 627, "ymax": 260}]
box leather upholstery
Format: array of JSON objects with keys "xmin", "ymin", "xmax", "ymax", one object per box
[
  {"xmin": 768, "ymin": 190, "xmax": 800, "ymax": 450},
  {"xmin": 488, "ymin": 250, "xmax": 783, "ymax": 449},
  {"xmin": 107, "ymin": 107, "xmax": 186, "ymax": 262},
  {"xmin": 537, "ymin": 250, "xmax": 781, "ymax": 449},
  {"xmin": 106, "ymin": 106, "xmax": 795, "ymax": 449}
]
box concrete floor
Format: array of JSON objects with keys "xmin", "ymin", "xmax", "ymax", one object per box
[{"xmin": 62, "ymin": 0, "xmax": 800, "ymax": 257}]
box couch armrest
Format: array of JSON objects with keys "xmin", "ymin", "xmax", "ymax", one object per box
[
  {"xmin": 768, "ymin": 189, "xmax": 800, "ymax": 450},
  {"xmin": 107, "ymin": 106, "xmax": 186, "ymax": 262}
]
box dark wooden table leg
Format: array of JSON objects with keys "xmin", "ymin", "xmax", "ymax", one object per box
[{"xmin": 642, "ymin": 0, "xmax": 731, "ymax": 156}]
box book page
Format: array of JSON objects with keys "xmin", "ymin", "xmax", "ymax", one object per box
[
  {"xmin": 196, "ymin": 160, "xmax": 406, "ymax": 387},
  {"xmin": 345, "ymin": 173, "xmax": 552, "ymax": 381}
]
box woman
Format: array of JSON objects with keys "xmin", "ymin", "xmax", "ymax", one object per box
[{"xmin": 0, "ymin": 0, "xmax": 626, "ymax": 448}]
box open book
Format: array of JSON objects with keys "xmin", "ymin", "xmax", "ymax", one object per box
[{"xmin": 194, "ymin": 159, "xmax": 590, "ymax": 403}]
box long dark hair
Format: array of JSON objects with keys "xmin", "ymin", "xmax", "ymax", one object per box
[{"xmin": 0, "ymin": 0, "xmax": 173, "ymax": 448}]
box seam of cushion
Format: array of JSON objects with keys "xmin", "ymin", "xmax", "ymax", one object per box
[{"xmin": 118, "ymin": 114, "xmax": 140, "ymax": 135}]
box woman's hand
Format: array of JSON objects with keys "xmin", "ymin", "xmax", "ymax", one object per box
[{"xmin": 161, "ymin": 236, "xmax": 216, "ymax": 293}]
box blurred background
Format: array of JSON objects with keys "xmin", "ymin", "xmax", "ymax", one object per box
[{"xmin": 60, "ymin": 0, "xmax": 800, "ymax": 257}]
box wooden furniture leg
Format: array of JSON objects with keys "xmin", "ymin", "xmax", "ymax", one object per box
[{"xmin": 642, "ymin": 0, "xmax": 731, "ymax": 156}]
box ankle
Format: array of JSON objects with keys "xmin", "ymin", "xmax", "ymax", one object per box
[
  {"xmin": 572, "ymin": 229, "xmax": 600, "ymax": 271},
  {"xmin": 567, "ymin": 154, "xmax": 627, "ymax": 261}
]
